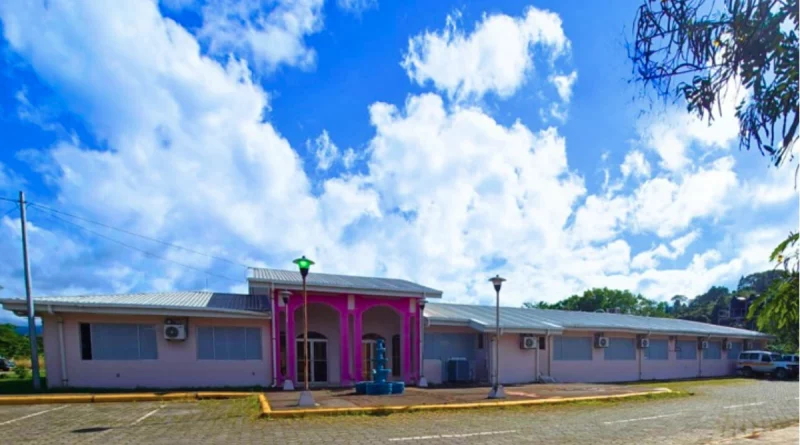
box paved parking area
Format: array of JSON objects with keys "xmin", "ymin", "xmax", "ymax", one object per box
[{"xmin": 0, "ymin": 380, "xmax": 796, "ymax": 444}]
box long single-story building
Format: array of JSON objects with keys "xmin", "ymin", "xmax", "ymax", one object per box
[{"xmin": 0, "ymin": 268, "xmax": 769, "ymax": 389}]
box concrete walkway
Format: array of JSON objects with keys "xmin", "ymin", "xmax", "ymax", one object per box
[{"xmin": 712, "ymin": 425, "xmax": 799, "ymax": 444}]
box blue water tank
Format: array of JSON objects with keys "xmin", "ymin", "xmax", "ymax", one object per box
[{"xmin": 447, "ymin": 358, "xmax": 470, "ymax": 382}]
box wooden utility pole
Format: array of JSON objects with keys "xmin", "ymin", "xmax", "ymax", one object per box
[{"xmin": 19, "ymin": 191, "xmax": 41, "ymax": 390}]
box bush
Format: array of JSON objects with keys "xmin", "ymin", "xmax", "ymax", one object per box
[{"xmin": 13, "ymin": 366, "xmax": 29, "ymax": 379}]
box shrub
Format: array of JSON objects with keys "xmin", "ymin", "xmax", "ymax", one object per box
[{"xmin": 13, "ymin": 366, "xmax": 29, "ymax": 379}]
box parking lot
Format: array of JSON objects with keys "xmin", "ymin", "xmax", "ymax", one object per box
[{"xmin": 0, "ymin": 380, "xmax": 796, "ymax": 444}]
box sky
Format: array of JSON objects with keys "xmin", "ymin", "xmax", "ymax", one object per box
[{"xmin": 0, "ymin": 0, "xmax": 797, "ymax": 324}]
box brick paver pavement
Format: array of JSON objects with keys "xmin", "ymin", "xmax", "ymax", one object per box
[{"xmin": 0, "ymin": 380, "xmax": 796, "ymax": 444}]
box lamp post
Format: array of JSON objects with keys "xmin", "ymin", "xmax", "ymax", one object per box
[
  {"xmin": 279, "ymin": 290, "xmax": 294, "ymax": 391},
  {"xmin": 488, "ymin": 274, "xmax": 506, "ymax": 399},
  {"xmin": 293, "ymin": 256, "xmax": 315, "ymax": 407}
]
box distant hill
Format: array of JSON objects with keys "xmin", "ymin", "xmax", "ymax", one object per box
[{"xmin": 14, "ymin": 325, "xmax": 43, "ymax": 337}]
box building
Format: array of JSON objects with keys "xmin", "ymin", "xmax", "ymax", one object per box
[{"xmin": 0, "ymin": 268, "xmax": 769, "ymax": 389}]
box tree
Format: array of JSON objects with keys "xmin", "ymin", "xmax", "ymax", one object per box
[
  {"xmin": 526, "ymin": 288, "xmax": 671, "ymax": 317},
  {"xmin": 748, "ymin": 232, "xmax": 799, "ymax": 352},
  {"xmin": 671, "ymin": 294, "xmax": 689, "ymax": 313},
  {"xmin": 630, "ymin": 0, "xmax": 798, "ymax": 166}
]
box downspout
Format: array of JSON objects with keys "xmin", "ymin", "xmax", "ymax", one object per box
[
  {"xmin": 546, "ymin": 330, "xmax": 552, "ymax": 378},
  {"xmin": 418, "ymin": 294, "xmax": 427, "ymax": 387},
  {"xmin": 54, "ymin": 307, "xmax": 68, "ymax": 387},
  {"xmin": 268, "ymin": 281, "xmax": 277, "ymax": 388},
  {"xmin": 535, "ymin": 332, "xmax": 540, "ymax": 381}
]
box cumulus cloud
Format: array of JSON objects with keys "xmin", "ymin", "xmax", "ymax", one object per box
[
  {"xmin": 198, "ymin": 0, "xmax": 324, "ymax": 72},
  {"xmin": 308, "ymin": 130, "xmax": 339, "ymax": 170},
  {"xmin": 402, "ymin": 8, "xmax": 568, "ymax": 101},
  {"xmin": 631, "ymin": 230, "xmax": 700, "ymax": 270},
  {"xmin": 620, "ymin": 150, "xmax": 651, "ymax": 179},
  {"xmin": 549, "ymin": 71, "xmax": 577, "ymax": 103},
  {"xmin": 337, "ymin": 0, "xmax": 377, "ymax": 14}
]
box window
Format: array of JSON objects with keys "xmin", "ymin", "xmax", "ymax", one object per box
[
  {"xmin": 761, "ymin": 354, "xmax": 771, "ymax": 363},
  {"xmin": 538, "ymin": 336, "xmax": 547, "ymax": 350},
  {"xmin": 727, "ymin": 342, "xmax": 743, "ymax": 360},
  {"xmin": 676, "ymin": 340, "xmax": 697, "ymax": 360},
  {"xmin": 197, "ymin": 326, "xmax": 262, "ymax": 360},
  {"xmin": 79, "ymin": 323, "xmax": 157, "ymax": 360},
  {"xmin": 604, "ymin": 338, "xmax": 636, "ymax": 360},
  {"xmin": 553, "ymin": 336, "xmax": 592, "ymax": 361},
  {"xmin": 703, "ymin": 341, "xmax": 722, "ymax": 360},
  {"xmin": 477, "ymin": 334, "xmax": 484, "ymax": 349},
  {"xmin": 645, "ymin": 339, "xmax": 668, "ymax": 360},
  {"xmin": 392, "ymin": 335, "xmax": 401, "ymax": 377}
]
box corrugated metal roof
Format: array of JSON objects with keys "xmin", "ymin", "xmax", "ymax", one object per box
[
  {"xmin": 0, "ymin": 292, "xmax": 270, "ymax": 314},
  {"xmin": 425, "ymin": 302, "xmax": 769, "ymax": 338},
  {"xmin": 249, "ymin": 268, "xmax": 442, "ymax": 296}
]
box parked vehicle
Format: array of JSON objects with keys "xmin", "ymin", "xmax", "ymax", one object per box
[{"xmin": 736, "ymin": 350, "xmax": 798, "ymax": 379}]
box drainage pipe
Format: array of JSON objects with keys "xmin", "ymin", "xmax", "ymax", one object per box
[
  {"xmin": 57, "ymin": 316, "xmax": 68, "ymax": 387},
  {"xmin": 268, "ymin": 281, "xmax": 277, "ymax": 388}
]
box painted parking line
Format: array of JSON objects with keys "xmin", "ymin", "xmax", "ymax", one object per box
[
  {"xmin": 722, "ymin": 402, "xmax": 765, "ymax": 410},
  {"xmin": 388, "ymin": 430, "xmax": 518, "ymax": 441},
  {"xmin": 0, "ymin": 405, "xmax": 68, "ymax": 426},
  {"xmin": 132, "ymin": 406, "xmax": 163, "ymax": 425},
  {"xmin": 603, "ymin": 412, "xmax": 684, "ymax": 425}
]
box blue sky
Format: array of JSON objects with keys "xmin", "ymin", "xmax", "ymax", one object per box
[{"xmin": 0, "ymin": 0, "xmax": 796, "ymax": 323}]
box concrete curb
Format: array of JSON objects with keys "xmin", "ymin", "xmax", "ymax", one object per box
[
  {"xmin": 0, "ymin": 392, "xmax": 255, "ymax": 405},
  {"xmin": 261, "ymin": 387, "xmax": 673, "ymax": 419}
]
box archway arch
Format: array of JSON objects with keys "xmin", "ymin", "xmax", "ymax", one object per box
[
  {"xmin": 293, "ymin": 303, "xmax": 339, "ymax": 385},
  {"xmin": 361, "ymin": 306, "xmax": 401, "ymax": 381}
]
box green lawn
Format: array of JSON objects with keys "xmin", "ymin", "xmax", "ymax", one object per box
[{"xmin": 626, "ymin": 377, "xmax": 754, "ymax": 393}]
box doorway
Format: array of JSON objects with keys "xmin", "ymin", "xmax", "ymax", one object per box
[
  {"xmin": 362, "ymin": 334, "xmax": 385, "ymax": 380},
  {"xmin": 296, "ymin": 332, "xmax": 328, "ymax": 384}
]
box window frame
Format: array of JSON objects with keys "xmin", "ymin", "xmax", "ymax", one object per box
[
  {"xmin": 197, "ymin": 326, "xmax": 263, "ymax": 361},
  {"xmin": 80, "ymin": 322, "xmax": 158, "ymax": 361}
]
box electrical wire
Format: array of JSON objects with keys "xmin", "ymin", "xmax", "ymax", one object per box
[
  {"xmin": 1, "ymin": 204, "xmax": 19, "ymax": 218},
  {"xmin": 30, "ymin": 206, "xmax": 243, "ymax": 283},
  {"xmin": 28, "ymin": 202, "xmax": 251, "ymax": 269}
]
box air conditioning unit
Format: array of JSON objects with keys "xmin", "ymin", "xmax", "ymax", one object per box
[
  {"xmin": 744, "ymin": 340, "xmax": 752, "ymax": 350},
  {"xmin": 595, "ymin": 336, "xmax": 610, "ymax": 348},
  {"xmin": 164, "ymin": 318, "xmax": 187, "ymax": 341},
  {"xmin": 724, "ymin": 341, "xmax": 733, "ymax": 350},
  {"xmin": 698, "ymin": 340, "xmax": 709, "ymax": 350},
  {"xmin": 639, "ymin": 338, "xmax": 650, "ymax": 349},
  {"xmin": 520, "ymin": 335, "xmax": 538, "ymax": 350}
]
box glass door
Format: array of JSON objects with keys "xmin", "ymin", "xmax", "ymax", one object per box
[
  {"xmin": 296, "ymin": 338, "xmax": 328, "ymax": 384},
  {"xmin": 362, "ymin": 340, "xmax": 376, "ymax": 381}
]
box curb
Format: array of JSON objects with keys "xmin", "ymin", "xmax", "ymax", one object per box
[
  {"xmin": 0, "ymin": 391, "xmax": 255, "ymax": 405},
  {"xmin": 261, "ymin": 388, "xmax": 673, "ymax": 418}
]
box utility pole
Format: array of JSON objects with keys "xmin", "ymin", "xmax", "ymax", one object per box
[{"xmin": 19, "ymin": 191, "xmax": 41, "ymax": 390}]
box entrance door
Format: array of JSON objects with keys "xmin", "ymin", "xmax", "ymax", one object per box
[
  {"xmin": 362, "ymin": 334, "xmax": 385, "ymax": 380},
  {"xmin": 296, "ymin": 333, "xmax": 328, "ymax": 384}
]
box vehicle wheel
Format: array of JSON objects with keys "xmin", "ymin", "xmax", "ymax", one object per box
[
  {"xmin": 775, "ymin": 368, "xmax": 788, "ymax": 380},
  {"xmin": 742, "ymin": 367, "xmax": 753, "ymax": 378}
]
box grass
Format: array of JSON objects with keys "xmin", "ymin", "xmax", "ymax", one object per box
[
  {"xmin": 0, "ymin": 375, "xmax": 267, "ymax": 395},
  {"xmin": 626, "ymin": 377, "xmax": 754, "ymax": 393},
  {"xmin": 199, "ymin": 395, "xmax": 263, "ymax": 420}
]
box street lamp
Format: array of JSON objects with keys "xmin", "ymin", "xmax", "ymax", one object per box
[
  {"xmin": 488, "ymin": 274, "xmax": 506, "ymax": 399},
  {"xmin": 279, "ymin": 290, "xmax": 294, "ymax": 391},
  {"xmin": 293, "ymin": 255, "xmax": 315, "ymax": 407}
]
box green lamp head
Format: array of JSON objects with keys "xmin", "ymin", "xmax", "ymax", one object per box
[{"xmin": 293, "ymin": 255, "xmax": 315, "ymax": 278}]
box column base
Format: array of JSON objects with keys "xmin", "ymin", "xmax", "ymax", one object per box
[
  {"xmin": 487, "ymin": 384, "xmax": 505, "ymax": 399},
  {"xmin": 298, "ymin": 390, "xmax": 315, "ymax": 407},
  {"xmin": 418, "ymin": 376, "xmax": 428, "ymax": 388},
  {"xmin": 282, "ymin": 379, "xmax": 295, "ymax": 391}
]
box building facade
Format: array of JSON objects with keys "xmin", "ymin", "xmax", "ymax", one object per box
[{"xmin": 0, "ymin": 268, "xmax": 770, "ymax": 389}]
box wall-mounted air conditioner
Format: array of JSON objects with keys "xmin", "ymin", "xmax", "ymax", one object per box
[
  {"xmin": 520, "ymin": 335, "xmax": 538, "ymax": 350},
  {"xmin": 164, "ymin": 318, "xmax": 187, "ymax": 341},
  {"xmin": 595, "ymin": 336, "xmax": 610, "ymax": 348},
  {"xmin": 639, "ymin": 338, "xmax": 650, "ymax": 349}
]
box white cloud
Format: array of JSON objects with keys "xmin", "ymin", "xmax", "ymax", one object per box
[
  {"xmin": 342, "ymin": 148, "xmax": 358, "ymax": 169},
  {"xmin": 620, "ymin": 150, "xmax": 651, "ymax": 179},
  {"xmin": 198, "ymin": 0, "xmax": 324, "ymax": 72},
  {"xmin": 570, "ymin": 195, "xmax": 629, "ymax": 244},
  {"xmin": 549, "ymin": 70, "xmax": 577, "ymax": 103},
  {"xmin": 337, "ymin": 0, "xmax": 377, "ymax": 14},
  {"xmin": 631, "ymin": 230, "xmax": 700, "ymax": 270},
  {"xmin": 308, "ymin": 130, "xmax": 339, "ymax": 170},
  {"xmin": 631, "ymin": 156, "xmax": 738, "ymax": 237},
  {"xmin": 402, "ymin": 8, "xmax": 568, "ymax": 101}
]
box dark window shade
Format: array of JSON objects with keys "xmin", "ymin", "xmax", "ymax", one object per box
[
  {"xmin": 538, "ymin": 336, "xmax": 546, "ymax": 350},
  {"xmin": 391, "ymin": 335, "xmax": 401, "ymax": 377},
  {"xmin": 80, "ymin": 323, "xmax": 92, "ymax": 360},
  {"xmin": 477, "ymin": 334, "xmax": 484, "ymax": 349}
]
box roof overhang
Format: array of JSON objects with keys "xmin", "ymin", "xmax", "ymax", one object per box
[
  {"xmin": 424, "ymin": 316, "xmax": 564, "ymax": 335},
  {"xmin": 557, "ymin": 326, "xmax": 771, "ymax": 339},
  {"xmin": 249, "ymin": 279, "xmax": 442, "ymax": 299},
  {"xmin": 0, "ymin": 299, "xmax": 271, "ymax": 320}
]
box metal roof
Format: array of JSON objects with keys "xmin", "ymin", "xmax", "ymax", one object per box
[
  {"xmin": 248, "ymin": 268, "xmax": 442, "ymax": 297},
  {"xmin": 0, "ymin": 292, "xmax": 270, "ymax": 316},
  {"xmin": 425, "ymin": 302, "xmax": 770, "ymax": 338}
]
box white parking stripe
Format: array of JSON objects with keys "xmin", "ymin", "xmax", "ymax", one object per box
[
  {"xmin": 603, "ymin": 412, "xmax": 684, "ymax": 425},
  {"xmin": 723, "ymin": 402, "xmax": 765, "ymax": 409},
  {"xmin": 0, "ymin": 405, "xmax": 67, "ymax": 426},
  {"xmin": 388, "ymin": 430, "xmax": 517, "ymax": 441},
  {"xmin": 132, "ymin": 406, "xmax": 163, "ymax": 425}
]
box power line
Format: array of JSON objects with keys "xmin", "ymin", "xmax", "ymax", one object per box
[
  {"xmin": 1, "ymin": 204, "xmax": 18, "ymax": 218},
  {"xmin": 0, "ymin": 197, "xmax": 18, "ymax": 204},
  {"xmin": 30, "ymin": 207, "xmax": 242, "ymax": 284},
  {"xmin": 29, "ymin": 202, "xmax": 251, "ymax": 269}
]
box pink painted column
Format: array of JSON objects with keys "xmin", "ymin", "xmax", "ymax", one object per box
[
  {"xmin": 354, "ymin": 309, "xmax": 363, "ymax": 382},
  {"xmin": 275, "ymin": 307, "xmax": 283, "ymax": 384},
  {"xmin": 402, "ymin": 311, "xmax": 411, "ymax": 383},
  {"xmin": 286, "ymin": 306, "xmax": 296, "ymax": 384},
  {"xmin": 339, "ymin": 310, "xmax": 350, "ymax": 385}
]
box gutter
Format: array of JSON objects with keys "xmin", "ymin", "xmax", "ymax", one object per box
[
  {"xmin": 268, "ymin": 281, "xmax": 277, "ymax": 388},
  {"xmin": 247, "ymin": 279, "xmax": 442, "ymax": 300}
]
